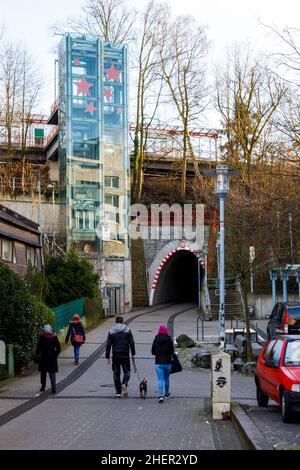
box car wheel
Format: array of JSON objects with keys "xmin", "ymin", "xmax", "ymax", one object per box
[
  {"xmin": 281, "ymin": 391, "xmax": 292, "ymax": 423},
  {"xmin": 256, "ymin": 384, "xmax": 269, "ymax": 407}
]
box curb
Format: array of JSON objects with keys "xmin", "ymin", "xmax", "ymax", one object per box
[{"xmin": 231, "ymin": 403, "xmax": 273, "ymax": 450}]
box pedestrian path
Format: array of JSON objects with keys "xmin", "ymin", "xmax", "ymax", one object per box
[{"xmin": 0, "ymin": 303, "xmax": 244, "ymax": 450}]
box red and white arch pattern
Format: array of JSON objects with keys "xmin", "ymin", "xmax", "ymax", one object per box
[{"xmin": 151, "ymin": 245, "xmax": 196, "ymax": 290}]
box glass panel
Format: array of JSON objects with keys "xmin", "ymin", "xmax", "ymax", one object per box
[
  {"xmin": 264, "ymin": 340, "xmax": 276, "ymax": 361},
  {"xmin": 2, "ymin": 239, "xmax": 12, "ymax": 262},
  {"xmin": 269, "ymin": 339, "xmax": 284, "ymax": 366},
  {"xmin": 285, "ymin": 341, "xmax": 300, "ymax": 366}
]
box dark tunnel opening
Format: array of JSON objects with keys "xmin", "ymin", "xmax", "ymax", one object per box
[{"xmin": 152, "ymin": 250, "xmax": 203, "ymax": 304}]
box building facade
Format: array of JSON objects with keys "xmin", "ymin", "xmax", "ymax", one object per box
[
  {"xmin": 0, "ymin": 204, "xmax": 42, "ymax": 278},
  {"xmin": 58, "ymin": 33, "xmax": 131, "ymax": 313}
]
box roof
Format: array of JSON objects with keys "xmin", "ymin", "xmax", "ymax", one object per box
[
  {"xmin": 0, "ymin": 204, "xmax": 40, "ymax": 234},
  {"xmin": 277, "ymin": 335, "xmax": 300, "ymax": 342}
]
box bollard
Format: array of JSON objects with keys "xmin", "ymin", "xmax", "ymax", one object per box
[
  {"xmin": 211, "ymin": 350, "xmax": 231, "ymax": 419},
  {"xmin": 7, "ymin": 344, "xmax": 14, "ymax": 378},
  {"xmin": 0, "ymin": 340, "xmax": 6, "ymax": 365}
]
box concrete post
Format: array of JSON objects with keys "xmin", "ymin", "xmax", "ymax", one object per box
[
  {"xmin": 269, "ymin": 271, "xmax": 277, "ymax": 307},
  {"xmin": 281, "ymin": 272, "xmax": 289, "ymax": 302},
  {"xmin": 7, "ymin": 344, "xmax": 14, "ymax": 378},
  {"xmin": 211, "ymin": 351, "xmax": 231, "ymax": 419},
  {"xmin": 297, "ymin": 273, "xmax": 300, "ymax": 302}
]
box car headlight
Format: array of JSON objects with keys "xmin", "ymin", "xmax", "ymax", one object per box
[{"xmin": 291, "ymin": 384, "xmax": 300, "ymax": 392}]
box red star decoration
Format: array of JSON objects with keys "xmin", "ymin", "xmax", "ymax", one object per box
[
  {"xmin": 104, "ymin": 88, "xmax": 113, "ymax": 98},
  {"xmin": 73, "ymin": 58, "xmax": 81, "ymax": 66},
  {"xmin": 85, "ymin": 103, "xmax": 97, "ymax": 115},
  {"xmin": 117, "ymin": 106, "xmax": 123, "ymax": 114},
  {"xmin": 104, "ymin": 64, "xmax": 122, "ymax": 82},
  {"xmin": 74, "ymin": 77, "xmax": 94, "ymax": 96}
]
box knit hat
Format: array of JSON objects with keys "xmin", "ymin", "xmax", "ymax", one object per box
[
  {"xmin": 73, "ymin": 314, "xmax": 80, "ymax": 321},
  {"xmin": 43, "ymin": 324, "xmax": 53, "ymax": 334},
  {"xmin": 158, "ymin": 324, "xmax": 169, "ymax": 335}
]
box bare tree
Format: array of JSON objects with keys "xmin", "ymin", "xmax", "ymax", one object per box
[
  {"xmin": 52, "ymin": 0, "xmax": 136, "ymax": 44},
  {"xmin": 216, "ymin": 46, "xmax": 286, "ymax": 185},
  {"xmin": 132, "ymin": 1, "xmax": 169, "ymax": 202},
  {"xmin": 0, "ymin": 41, "xmax": 42, "ymax": 189},
  {"xmin": 159, "ymin": 15, "xmax": 209, "ymax": 199}
]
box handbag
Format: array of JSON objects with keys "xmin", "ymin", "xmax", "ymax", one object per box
[
  {"xmin": 73, "ymin": 328, "xmax": 85, "ymax": 344},
  {"xmin": 170, "ymin": 353, "xmax": 182, "ymax": 374},
  {"xmin": 33, "ymin": 352, "xmax": 42, "ymax": 364}
]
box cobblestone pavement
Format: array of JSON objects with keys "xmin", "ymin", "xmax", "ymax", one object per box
[{"xmin": 0, "ymin": 303, "xmax": 245, "ymax": 450}]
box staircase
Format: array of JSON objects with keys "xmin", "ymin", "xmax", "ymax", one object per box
[{"xmin": 208, "ymin": 277, "xmax": 244, "ymax": 320}]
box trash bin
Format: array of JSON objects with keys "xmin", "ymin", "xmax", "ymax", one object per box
[{"xmin": 211, "ymin": 351, "xmax": 231, "ymax": 419}]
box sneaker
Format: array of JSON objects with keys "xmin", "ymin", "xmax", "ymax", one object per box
[
  {"xmin": 121, "ymin": 384, "xmax": 128, "ymax": 398},
  {"xmin": 75, "ymin": 359, "xmax": 79, "ymax": 365},
  {"xmin": 158, "ymin": 396, "xmax": 164, "ymax": 403},
  {"xmin": 51, "ymin": 389, "xmax": 56, "ymax": 394},
  {"xmin": 40, "ymin": 387, "xmax": 45, "ymax": 392},
  {"xmin": 164, "ymin": 393, "xmax": 170, "ymax": 399},
  {"xmin": 114, "ymin": 394, "xmax": 122, "ymax": 398}
]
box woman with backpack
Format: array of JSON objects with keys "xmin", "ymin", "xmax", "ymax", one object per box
[
  {"xmin": 65, "ymin": 313, "xmax": 86, "ymax": 365},
  {"xmin": 36, "ymin": 324, "xmax": 61, "ymax": 394},
  {"xmin": 151, "ymin": 324, "xmax": 174, "ymax": 403}
]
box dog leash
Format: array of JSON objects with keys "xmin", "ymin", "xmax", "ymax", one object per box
[{"xmin": 132, "ymin": 357, "xmax": 142, "ymax": 383}]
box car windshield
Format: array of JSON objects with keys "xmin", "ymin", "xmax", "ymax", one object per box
[
  {"xmin": 288, "ymin": 307, "xmax": 300, "ymax": 319},
  {"xmin": 284, "ymin": 341, "xmax": 300, "ymax": 366}
]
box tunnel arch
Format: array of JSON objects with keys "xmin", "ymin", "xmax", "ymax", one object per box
[{"xmin": 149, "ymin": 245, "xmax": 204, "ymax": 305}]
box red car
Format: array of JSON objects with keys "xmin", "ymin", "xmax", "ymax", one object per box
[{"xmin": 255, "ymin": 335, "xmax": 300, "ymax": 422}]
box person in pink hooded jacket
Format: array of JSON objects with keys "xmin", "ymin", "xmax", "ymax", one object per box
[{"xmin": 151, "ymin": 324, "xmax": 174, "ymax": 403}]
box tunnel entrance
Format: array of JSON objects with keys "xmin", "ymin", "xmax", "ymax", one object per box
[{"xmin": 152, "ymin": 250, "xmax": 203, "ymax": 305}]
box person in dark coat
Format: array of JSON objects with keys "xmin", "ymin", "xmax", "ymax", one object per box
[
  {"xmin": 65, "ymin": 313, "xmax": 86, "ymax": 365},
  {"xmin": 151, "ymin": 324, "xmax": 174, "ymax": 403},
  {"xmin": 36, "ymin": 324, "xmax": 61, "ymax": 394},
  {"xmin": 105, "ymin": 316, "xmax": 135, "ymax": 398}
]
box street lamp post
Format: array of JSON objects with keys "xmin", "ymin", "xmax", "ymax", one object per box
[{"xmin": 203, "ymin": 165, "xmax": 240, "ymax": 349}]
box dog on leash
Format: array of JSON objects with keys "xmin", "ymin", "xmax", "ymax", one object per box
[{"xmin": 139, "ymin": 378, "xmax": 147, "ymax": 399}]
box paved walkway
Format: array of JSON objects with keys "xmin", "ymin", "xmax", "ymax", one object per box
[{"xmin": 0, "ymin": 303, "xmax": 248, "ymax": 450}]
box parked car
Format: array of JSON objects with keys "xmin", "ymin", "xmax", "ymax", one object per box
[
  {"xmin": 255, "ymin": 335, "xmax": 300, "ymax": 422},
  {"xmin": 266, "ymin": 302, "xmax": 300, "ymax": 339}
]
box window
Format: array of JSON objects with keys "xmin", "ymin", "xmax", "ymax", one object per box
[
  {"xmin": 285, "ymin": 341, "xmax": 300, "ymax": 366},
  {"xmin": 269, "ymin": 339, "xmax": 284, "ymax": 367},
  {"xmin": 2, "ymin": 239, "xmax": 13, "ymax": 262},
  {"xmin": 105, "ymin": 211, "xmax": 120, "ymax": 224},
  {"xmin": 105, "ymin": 194, "xmax": 119, "ymax": 208},
  {"xmin": 264, "ymin": 340, "xmax": 276, "ymax": 361},
  {"xmin": 276, "ymin": 305, "xmax": 285, "ymax": 322},
  {"xmin": 270, "ymin": 304, "xmax": 278, "ymax": 319},
  {"xmin": 75, "ymin": 210, "xmax": 95, "ymax": 230},
  {"xmin": 105, "ymin": 176, "xmax": 120, "ymax": 189},
  {"xmin": 27, "ymin": 246, "xmax": 36, "ymax": 266}
]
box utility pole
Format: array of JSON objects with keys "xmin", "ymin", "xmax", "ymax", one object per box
[
  {"xmin": 289, "ymin": 213, "xmax": 294, "ymax": 265},
  {"xmin": 203, "ymin": 165, "xmax": 240, "ymax": 349}
]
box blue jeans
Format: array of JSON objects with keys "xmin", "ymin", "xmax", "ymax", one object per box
[
  {"xmin": 155, "ymin": 364, "xmax": 172, "ymax": 397},
  {"xmin": 74, "ymin": 345, "xmax": 80, "ymax": 361}
]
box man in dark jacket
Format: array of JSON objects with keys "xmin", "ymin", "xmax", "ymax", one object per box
[{"xmin": 105, "ymin": 316, "xmax": 135, "ymax": 398}]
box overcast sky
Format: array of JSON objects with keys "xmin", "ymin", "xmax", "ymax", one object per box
[{"xmin": 2, "ymin": 0, "xmax": 299, "ymax": 120}]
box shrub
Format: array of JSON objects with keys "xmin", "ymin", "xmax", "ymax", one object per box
[
  {"xmin": 0, "ymin": 261, "xmax": 56, "ymax": 372},
  {"xmin": 45, "ymin": 249, "xmax": 99, "ymax": 307},
  {"xmin": 84, "ymin": 292, "xmax": 104, "ymax": 329}
]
